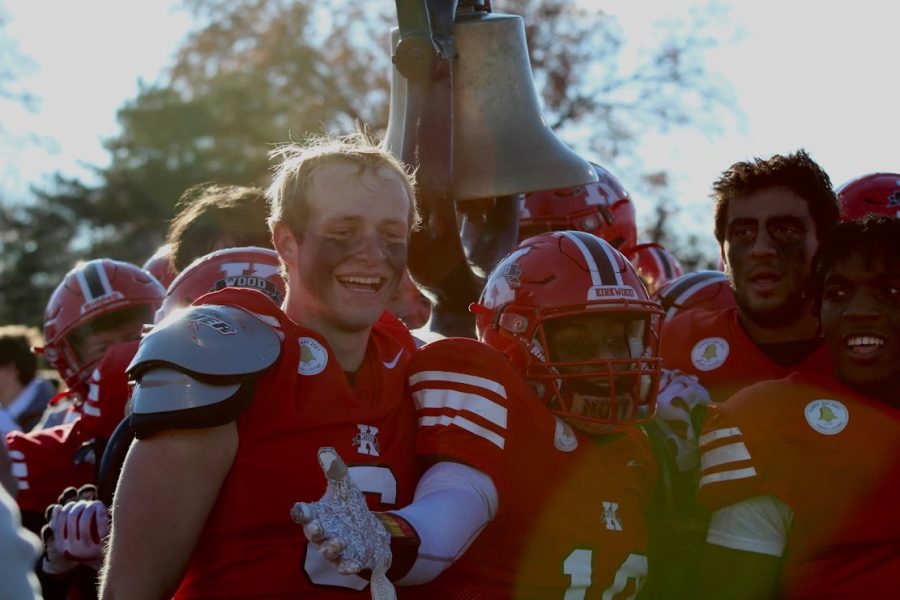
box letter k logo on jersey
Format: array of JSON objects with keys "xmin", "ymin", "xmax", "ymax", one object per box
[
  {"xmin": 602, "ymin": 501, "xmax": 623, "ymax": 531},
  {"xmin": 353, "ymin": 424, "xmax": 381, "ymax": 456}
]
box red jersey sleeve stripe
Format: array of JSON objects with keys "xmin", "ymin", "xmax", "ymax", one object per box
[
  {"xmin": 410, "ymin": 370, "xmax": 507, "ymax": 399},
  {"xmin": 412, "ymin": 388, "xmax": 508, "ymax": 429},
  {"xmin": 418, "ymin": 414, "xmax": 506, "ymax": 449}
]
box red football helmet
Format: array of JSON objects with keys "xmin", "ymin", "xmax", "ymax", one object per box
[
  {"xmin": 519, "ymin": 162, "xmax": 638, "ymax": 255},
  {"xmin": 156, "ymin": 246, "xmax": 285, "ymax": 322},
  {"xmin": 653, "ymin": 270, "xmax": 735, "ymax": 320},
  {"xmin": 42, "ymin": 259, "xmax": 165, "ymax": 395},
  {"xmin": 628, "ymin": 242, "xmax": 685, "ymax": 296},
  {"xmin": 142, "ymin": 244, "xmax": 178, "ymax": 289},
  {"xmin": 472, "ymin": 231, "xmax": 663, "ymax": 430},
  {"xmin": 836, "ymin": 172, "xmax": 900, "ymax": 221}
]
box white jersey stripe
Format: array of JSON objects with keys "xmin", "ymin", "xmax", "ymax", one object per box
[
  {"xmin": 699, "ymin": 466, "xmax": 758, "ymax": 488},
  {"xmin": 412, "ymin": 388, "xmax": 508, "ymax": 428},
  {"xmin": 699, "ymin": 426, "xmax": 742, "ymax": 447},
  {"xmin": 409, "ymin": 370, "xmax": 507, "ymax": 399},
  {"xmin": 418, "ymin": 414, "xmax": 505, "ymax": 449},
  {"xmin": 11, "ymin": 462, "xmax": 27, "ymax": 478},
  {"xmin": 82, "ymin": 402, "xmax": 101, "ymax": 417},
  {"xmin": 701, "ymin": 441, "xmax": 752, "ymax": 470}
]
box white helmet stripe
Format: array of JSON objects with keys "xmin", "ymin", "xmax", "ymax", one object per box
[
  {"xmin": 559, "ymin": 231, "xmax": 623, "ymax": 287},
  {"xmin": 75, "ymin": 261, "xmax": 114, "ymax": 302}
]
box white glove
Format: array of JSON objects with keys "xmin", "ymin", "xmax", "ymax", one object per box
[
  {"xmin": 42, "ymin": 499, "xmax": 109, "ymax": 574},
  {"xmin": 654, "ymin": 369, "xmax": 711, "ymax": 471},
  {"xmin": 291, "ymin": 447, "xmax": 395, "ymax": 600}
]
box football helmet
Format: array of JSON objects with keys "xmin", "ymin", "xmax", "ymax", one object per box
[
  {"xmin": 142, "ymin": 244, "xmax": 178, "ymax": 289},
  {"xmin": 653, "ymin": 270, "xmax": 735, "ymax": 320},
  {"xmin": 836, "ymin": 172, "xmax": 900, "ymax": 221},
  {"xmin": 42, "ymin": 259, "xmax": 165, "ymax": 395},
  {"xmin": 472, "ymin": 231, "xmax": 663, "ymax": 429},
  {"xmin": 518, "ymin": 162, "xmax": 638, "ymax": 255},
  {"xmin": 628, "ymin": 242, "xmax": 685, "ymax": 296},
  {"xmin": 156, "ymin": 246, "xmax": 285, "ymax": 322}
]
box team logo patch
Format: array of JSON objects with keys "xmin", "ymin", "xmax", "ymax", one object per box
[
  {"xmin": 602, "ymin": 501, "xmax": 623, "ymax": 531},
  {"xmin": 353, "ymin": 424, "xmax": 380, "ymax": 456},
  {"xmin": 805, "ymin": 399, "xmax": 849, "ymax": 435},
  {"xmin": 554, "ymin": 417, "xmax": 578, "ymax": 452},
  {"xmin": 298, "ymin": 337, "xmax": 328, "ymax": 376},
  {"xmin": 691, "ymin": 337, "xmax": 729, "ymax": 371}
]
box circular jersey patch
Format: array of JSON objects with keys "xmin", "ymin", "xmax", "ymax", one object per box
[
  {"xmin": 554, "ymin": 417, "xmax": 578, "ymax": 452},
  {"xmin": 805, "ymin": 399, "xmax": 849, "ymax": 435},
  {"xmin": 298, "ymin": 337, "xmax": 328, "ymax": 376},
  {"xmin": 690, "ymin": 337, "xmax": 730, "ymax": 371}
]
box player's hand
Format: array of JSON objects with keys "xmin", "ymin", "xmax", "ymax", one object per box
[
  {"xmin": 655, "ymin": 369, "xmax": 711, "ymax": 471},
  {"xmin": 291, "ymin": 448, "xmax": 394, "ymax": 598},
  {"xmin": 41, "ymin": 484, "xmax": 109, "ymax": 574}
]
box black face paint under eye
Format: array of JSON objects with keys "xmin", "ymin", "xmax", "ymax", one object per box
[{"xmin": 304, "ymin": 233, "xmax": 407, "ymax": 297}]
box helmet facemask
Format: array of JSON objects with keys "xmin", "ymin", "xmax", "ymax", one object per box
[{"xmin": 524, "ymin": 310, "xmax": 661, "ymax": 432}]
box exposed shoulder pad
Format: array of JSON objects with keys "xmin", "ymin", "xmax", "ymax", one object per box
[
  {"xmin": 128, "ymin": 304, "xmax": 281, "ymax": 381},
  {"xmin": 129, "ymin": 368, "xmax": 255, "ymax": 438}
]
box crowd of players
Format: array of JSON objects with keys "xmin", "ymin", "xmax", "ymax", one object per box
[{"xmin": 1, "ymin": 132, "xmax": 899, "ymax": 599}]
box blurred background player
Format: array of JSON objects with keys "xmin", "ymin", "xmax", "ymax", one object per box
[
  {"xmin": 835, "ymin": 172, "xmax": 900, "ymax": 221},
  {"xmin": 518, "ymin": 162, "xmax": 638, "ymax": 255},
  {"xmin": 653, "ymin": 270, "xmax": 734, "ymax": 321},
  {"xmin": 34, "ymin": 260, "xmax": 165, "ymax": 429},
  {"xmin": 165, "ymin": 183, "xmax": 273, "ymax": 274},
  {"xmin": 628, "ymin": 242, "xmax": 685, "ymax": 296},
  {"xmin": 0, "ymin": 326, "xmax": 57, "ymax": 435},
  {"xmin": 697, "ymin": 215, "xmax": 900, "ymax": 598},
  {"xmin": 6, "ymin": 259, "xmax": 163, "ymax": 597}
]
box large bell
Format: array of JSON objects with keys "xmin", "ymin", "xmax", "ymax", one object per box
[{"xmin": 384, "ymin": 12, "xmax": 597, "ymax": 201}]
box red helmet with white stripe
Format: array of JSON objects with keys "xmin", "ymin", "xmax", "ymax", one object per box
[
  {"xmin": 628, "ymin": 242, "xmax": 685, "ymax": 296},
  {"xmin": 156, "ymin": 246, "xmax": 285, "ymax": 323},
  {"xmin": 836, "ymin": 172, "xmax": 900, "ymax": 221},
  {"xmin": 472, "ymin": 231, "xmax": 663, "ymax": 430},
  {"xmin": 519, "ymin": 162, "xmax": 638, "ymax": 255},
  {"xmin": 653, "ymin": 270, "xmax": 735, "ymax": 320},
  {"xmin": 42, "ymin": 259, "xmax": 164, "ymax": 395}
]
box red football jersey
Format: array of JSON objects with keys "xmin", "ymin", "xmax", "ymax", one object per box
[
  {"xmin": 80, "ymin": 340, "xmax": 138, "ymax": 441},
  {"xmin": 660, "ymin": 307, "xmax": 832, "ymax": 404},
  {"xmin": 6, "ymin": 421, "xmax": 96, "ymax": 515},
  {"xmin": 173, "ymin": 289, "xmax": 419, "ymax": 599},
  {"xmin": 698, "ymin": 371, "xmax": 900, "ymax": 598},
  {"xmin": 406, "ymin": 338, "xmax": 656, "ymax": 599}
]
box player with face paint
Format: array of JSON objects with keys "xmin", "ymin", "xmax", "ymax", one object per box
[
  {"xmin": 648, "ymin": 150, "xmax": 840, "ymax": 597},
  {"xmin": 696, "ymin": 216, "xmax": 900, "ymax": 599},
  {"xmin": 101, "ymin": 132, "xmax": 421, "ymax": 599},
  {"xmin": 660, "ymin": 149, "xmax": 839, "ymax": 406}
]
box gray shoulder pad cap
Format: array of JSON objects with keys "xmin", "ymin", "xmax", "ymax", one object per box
[{"xmin": 127, "ymin": 304, "xmax": 281, "ymax": 380}]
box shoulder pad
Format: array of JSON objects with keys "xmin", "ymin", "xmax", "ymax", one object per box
[
  {"xmin": 129, "ymin": 367, "xmax": 254, "ymax": 439},
  {"xmin": 128, "ymin": 304, "xmax": 281, "ymax": 381}
]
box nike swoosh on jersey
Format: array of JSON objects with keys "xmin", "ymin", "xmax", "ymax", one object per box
[{"xmin": 383, "ymin": 349, "xmax": 404, "ymax": 369}]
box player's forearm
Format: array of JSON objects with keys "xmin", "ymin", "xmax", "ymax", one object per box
[
  {"xmin": 100, "ymin": 426, "xmax": 237, "ymax": 599},
  {"xmin": 386, "ymin": 461, "xmax": 498, "ymax": 585}
]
